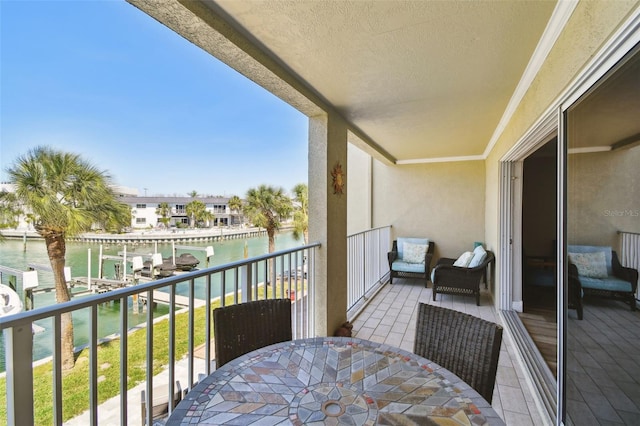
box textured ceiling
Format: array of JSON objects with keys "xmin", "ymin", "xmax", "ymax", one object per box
[{"xmin": 210, "ymin": 0, "xmax": 558, "ymax": 161}]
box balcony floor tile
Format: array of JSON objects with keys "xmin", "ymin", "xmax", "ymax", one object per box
[{"xmin": 351, "ymin": 278, "xmax": 544, "ymax": 424}]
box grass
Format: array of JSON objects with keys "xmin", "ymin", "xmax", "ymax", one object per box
[{"xmin": 0, "ymin": 280, "xmax": 306, "ymax": 425}]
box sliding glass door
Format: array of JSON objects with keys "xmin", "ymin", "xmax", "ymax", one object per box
[{"xmin": 563, "ymin": 45, "xmax": 640, "ymax": 425}]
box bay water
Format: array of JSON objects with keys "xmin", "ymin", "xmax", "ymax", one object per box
[{"xmin": 0, "ymin": 231, "xmax": 302, "ymax": 370}]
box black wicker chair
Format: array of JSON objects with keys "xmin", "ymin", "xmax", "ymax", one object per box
[
  {"xmin": 214, "ymin": 299, "xmax": 292, "ymax": 369},
  {"xmin": 414, "ymin": 303, "xmax": 503, "ymax": 403},
  {"xmin": 387, "ymin": 239, "xmax": 435, "ymax": 287},
  {"xmin": 431, "ymin": 250, "xmax": 495, "ymax": 305}
]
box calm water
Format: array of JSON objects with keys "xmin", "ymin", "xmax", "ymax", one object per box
[{"xmin": 0, "ymin": 231, "xmax": 302, "ymax": 370}]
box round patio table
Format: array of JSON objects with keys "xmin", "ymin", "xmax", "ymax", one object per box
[{"xmin": 166, "ymin": 337, "xmax": 505, "ymax": 425}]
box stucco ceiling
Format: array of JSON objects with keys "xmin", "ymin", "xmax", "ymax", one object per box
[{"xmin": 206, "ymin": 0, "xmax": 558, "ymax": 162}]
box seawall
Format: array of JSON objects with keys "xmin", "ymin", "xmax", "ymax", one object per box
[{"xmin": 0, "ymin": 226, "xmax": 289, "ymax": 244}]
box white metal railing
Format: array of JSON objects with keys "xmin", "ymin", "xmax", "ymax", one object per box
[
  {"xmin": 0, "ymin": 243, "xmax": 319, "ymax": 426},
  {"xmin": 347, "ymin": 226, "xmax": 391, "ymax": 313}
]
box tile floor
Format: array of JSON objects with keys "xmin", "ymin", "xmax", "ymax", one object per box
[
  {"xmin": 350, "ymin": 278, "xmax": 547, "ymax": 425},
  {"xmin": 566, "ymin": 297, "xmax": 640, "ymax": 425}
]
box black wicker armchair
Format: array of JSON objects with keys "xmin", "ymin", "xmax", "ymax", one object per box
[
  {"xmin": 387, "ymin": 238, "xmax": 435, "ymax": 287},
  {"xmin": 414, "ymin": 303, "xmax": 503, "ymax": 403},
  {"xmin": 431, "ymin": 250, "xmax": 495, "ymax": 306},
  {"xmin": 214, "ymin": 299, "xmax": 292, "ymax": 368}
]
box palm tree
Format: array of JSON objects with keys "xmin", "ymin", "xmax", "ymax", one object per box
[
  {"xmin": 201, "ymin": 210, "xmax": 215, "ymax": 228},
  {"xmin": 291, "ymin": 183, "xmax": 308, "ymax": 244},
  {"xmin": 188, "ymin": 190, "xmax": 198, "ymax": 198},
  {"xmin": 97, "ymin": 200, "xmax": 131, "ymax": 233},
  {"xmin": 228, "ymin": 195, "xmax": 243, "ymax": 226},
  {"xmin": 185, "ymin": 200, "xmax": 207, "ymax": 228},
  {"xmin": 243, "ymin": 185, "xmax": 293, "ymax": 255},
  {"xmin": 0, "ymin": 190, "xmax": 21, "ymax": 230},
  {"xmin": 6, "ymin": 146, "xmax": 129, "ymax": 370},
  {"xmin": 155, "ymin": 201, "xmax": 171, "ymax": 228}
]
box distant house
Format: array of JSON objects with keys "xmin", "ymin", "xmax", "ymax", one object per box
[
  {"xmin": 1, "ymin": 184, "xmax": 244, "ymax": 231},
  {"xmin": 119, "ymin": 196, "xmax": 241, "ymax": 229}
]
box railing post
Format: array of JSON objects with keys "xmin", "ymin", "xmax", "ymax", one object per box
[
  {"xmin": 4, "ymin": 324, "xmax": 34, "ymax": 426},
  {"xmin": 241, "ymin": 264, "xmax": 252, "ymax": 302},
  {"xmin": 363, "ymin": 232, "xmax": 368, "ymax": 299}
]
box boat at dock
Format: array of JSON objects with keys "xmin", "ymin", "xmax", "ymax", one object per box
[
  {"xmin": 0, "ymin": 284, "xmax": 23, "ymax": 317},
  {"xmin": 171, "ymin": 253, "xmax": 200, "ymax": 271},
  {"xmin": 142, "ymin": 259, "xmax": 176, "ymax": 278}
]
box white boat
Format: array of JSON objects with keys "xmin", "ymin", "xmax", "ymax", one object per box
[{"xmin": 0, "ymin": 284, "xmax": 23, "ymax": 317}]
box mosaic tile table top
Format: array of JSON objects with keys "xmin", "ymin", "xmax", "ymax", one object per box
[{"xmin": 166, "ymin": 337, "xmax": 505, "ymax": 425}]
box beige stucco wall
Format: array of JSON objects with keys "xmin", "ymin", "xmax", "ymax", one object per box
[
  {"xmin": 568, "ymin": 146, "xmax": 640, "ymax": 249},
  {"xmin": 347, "ymin": 143, "xmax": 372, "ymax": 235},
  {"xmin": 484, "ymin": 1, "xmax": 639, "ymax": 303},
  {"xmin": 372, "ymin": 160, "xmax": 485, "ymax": 260}
]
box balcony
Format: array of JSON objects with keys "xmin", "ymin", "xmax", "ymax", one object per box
[
  {"xmin": 0, "ymin": 244, "xmax": 317, "ymax": 425},
  {"xmin": 0, "ymin": 228, "xmax": 541, "ymax": 425}
]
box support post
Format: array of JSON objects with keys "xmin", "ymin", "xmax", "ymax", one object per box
[
  {"xmin": 87, "ymin": 248, "xmax": 92, "ymax": 291},
  {"xmin": 133, "ymin": 293, "xmax": 139, "ymax": 315},
  {"xmin": 8, "ymin": 275, "xmax": 17, "ymax": 292},
  {"xmin": 98, "ymin": 245, "xmax": 104, "ymax": 280},
  {"xmin": 309, "ymin": 112, "xmax": 348, "ymax": 337}
]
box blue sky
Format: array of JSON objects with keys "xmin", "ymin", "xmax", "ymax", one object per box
[{"xmin": 0, "ymin": 0, "xmax": 308, "ymax": 198}]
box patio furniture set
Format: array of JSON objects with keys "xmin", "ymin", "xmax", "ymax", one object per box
[
  {"xmin": 162, "ymin": 299, "xmax": 504, "ymax": 426},
  {"xmin": 388, "ymin": 237, "xmax": 494, "ymax": 306},
  {"xmin": 389, "ymin": 237, "xmax": 638, "ymax": 312},
  {"xmin": 145, "ymin": 240, "xmax": 637, "ymax": 425}
]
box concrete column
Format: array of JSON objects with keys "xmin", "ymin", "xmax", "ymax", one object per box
[{"xmin": 309, "ymin": 112, "xmax": 348, "ymax": 337}]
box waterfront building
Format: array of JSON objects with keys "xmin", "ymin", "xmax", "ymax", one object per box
[
  {"xmin": 118, "ymin": 195, "xmax": 242, "ymax": 229},
  {"xmin": 1, "ymin": 183, "xmax": 244, "ymax": 230}
]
